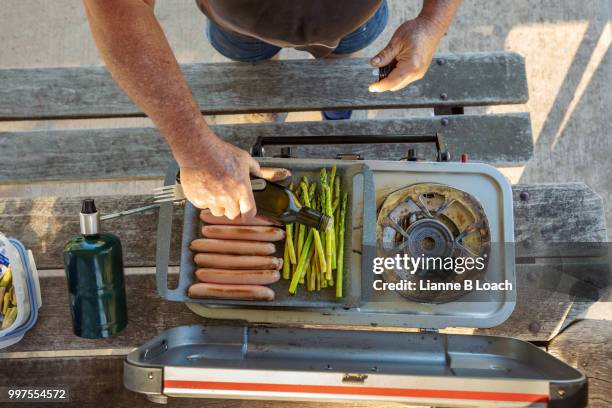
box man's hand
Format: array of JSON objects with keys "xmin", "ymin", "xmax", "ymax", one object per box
[
  {"xmin": 368, "ymin": 0, "xmax": 461, "ymax": 93},
  {"xmin": 180, "ymin": 138, "xmax": 263, "ymax": 220},
  {"xmin": 368, "ymin": 19, "xmax": 441, "ymax": 93},
  {"xmin": 84, "ymin": 0, "xmax": 267, "ymax": 221}
]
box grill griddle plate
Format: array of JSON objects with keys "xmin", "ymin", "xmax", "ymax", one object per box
[{"xmin": 377, "ymin": 183, "xmax": 491, "ymax": 303}]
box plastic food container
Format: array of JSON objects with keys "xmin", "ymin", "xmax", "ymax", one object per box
[{"xmin": 0, "ymin": 233, "xmax": 41, "ymax": 349}]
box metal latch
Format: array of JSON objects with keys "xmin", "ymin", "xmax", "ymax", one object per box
[
  {"xmin": 419, "ymin": 328, "xmax": 439, "ymax": 334},
  {"xmin": 342, "ymin": 373, "xmax": 368, "ymax": 383}
]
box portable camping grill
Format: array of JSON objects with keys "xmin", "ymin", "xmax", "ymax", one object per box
[{"xmin": 124, "ymin": 135, "xmax": 587, "ymax": 407}]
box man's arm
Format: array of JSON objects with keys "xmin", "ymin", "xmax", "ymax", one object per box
[
  {"xmin": 83, "ymin": 0, "xmax": 261, "ymax": 219},
  {"xmin": 369, "ymin": 0, "xmax": 461, "ymax": 92}
]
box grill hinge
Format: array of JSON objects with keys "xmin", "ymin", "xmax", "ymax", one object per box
[
  {"xmin": 419, "ymin": 328, "xmax": 439, "ymax": 334},
  {"xmin": 335, "ymin": 153, "xmax": 362, "ymax": 160}
]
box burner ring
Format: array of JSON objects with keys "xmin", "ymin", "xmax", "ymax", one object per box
[
  {"xmin": 376, "ymin": 182, "xmax": 491, "ymax": 303},
  {"xmin": 404, "ymin": 219, "xmax": 454, "ymax": 258}
]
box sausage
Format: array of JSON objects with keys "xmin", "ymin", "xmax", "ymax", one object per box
[
  {"xmin": 190, "ymin": 238, "xmax": 276, "ymax": 256},
  {"xmin": 195, "ymin": 268, "xmax": 280, "ymax": 285},
  {"xmin": 202, "ymin": 225, "xmax": 285, "ymax": 242},
  {"xmin": 188, "ymin": 283, "xmax": 275, "ymax": 301},
  {"xmin": 194, "ymin": 253, "xmax": 283, "ymax": 270},
  {"xmin": 260, "ymin": 167, "xmax": 292, "ymax": 182},
  {"xmin": 200, "ymin": 211, "xmax": 278, "ymax": 226}
]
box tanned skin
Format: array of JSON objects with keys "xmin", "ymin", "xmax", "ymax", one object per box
[
  {"xmin": 83, "ymin": 0, "xmax": 460, "ymax": 219},
  {"xmin": 370, "ymin": 0, "xmax": 461, "ymax": 92}
]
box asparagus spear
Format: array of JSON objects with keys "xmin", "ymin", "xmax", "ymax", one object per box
[
  {"xmin": 301, "ymin": 182, "xmax": 326, "ymax": 274},
  {"xmin": 336, "ymin": 192, "xmax": 347, "ymax": 298},
  {"xmin": 282, "ymin": 240, "xmax": 290, "ymax": 280},
  {"xmin": 320, "ymin": 168, "xmax": 328, "ymax": 186},
  {"xmin": 332, "ymin": 177, "xmax": 340, "ymax": 212},
  {"xmin": 284, "ymin": 182, "xmax": 297, "ymax": 266},
  {"xmin": 292, "ymin": 183, "xmax": 302, "ymax": 277},
  {"xmin": 308, "ymin": 182, "xmax": 316, "ymax": 204},
  {"xmin": 305, "ymin": 244, "xmax": 315, "ymax": 291},
  {"xmin": 312, "ymin": 182, "xmax": 322, "ymax": 291},
  {"xmin": 322, "ymin": 182, "xmax": 333, "ymax": 281},
  {"xmin": 334, "ymin": 180, "xmax": 341, "ymax": 273},
  {"xmin": 302, "ymin": 243, "xmax": 310, "ymax": 286},
  {"xmin": 326, "ymin": 184, "xmax": 336, "ymax": 270},
  {"xmin": 329, "ymin": 164, "xmax": 336, "ymax": 192},
  {"xmin": 300, "ymin": 178, "xmax": 313, "ymax": 285},
  {"xmin": 296, "ymin": 218, "xmax": 306, "ymax": 264},
  {"xmin": 286, "ymin": 223, "xmax": 297, "ymax": 265},
  {"xmin": 289, "ymin": 229, "xmax": 314, "ymax": 294}
]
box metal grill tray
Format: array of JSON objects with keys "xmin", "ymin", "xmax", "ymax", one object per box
[
  {"xmin": 156, "ymin": 159, "xmax": 375, "ymax": 309},
  {"xmin": 124, "ymin": 324, "xmax": 587, "ymax": 407}
]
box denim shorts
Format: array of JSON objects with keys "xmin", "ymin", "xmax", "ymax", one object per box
[{"xmin": 206, "ymin": 1, "xmax": 389, "ymax": 62}]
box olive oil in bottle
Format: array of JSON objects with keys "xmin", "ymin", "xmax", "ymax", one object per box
[
  {"xmin": 252, "ymin": 179, "xmax": 331, "ymax": 231},
  {"xmin": 63, "ymin": 199, "xmax": 127, "ymax": 339}
]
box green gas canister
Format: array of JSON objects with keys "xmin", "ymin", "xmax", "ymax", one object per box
[{"xmin": 63, "ymin": 199, "xmax": 127, "ymax": 339}]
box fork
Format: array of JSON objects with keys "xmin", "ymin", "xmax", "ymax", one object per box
[
  {"xmin": 152, "ymin": 183, "xmax": 186, "ymax": 204},
  {"xmin": 99, "ymin": 185, "xmax": 184, "ymax": 221},
  {"xmin": 152, "ymin": 178, "xmax": 268, "ymax": 204},
  {"xmin": 101, "ymin": 179, "xmax": 267, "ymax": 221}
]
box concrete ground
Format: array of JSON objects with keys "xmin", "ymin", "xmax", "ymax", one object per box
[{"xmin": 0, "ymin": 0, "xmax": 610, "ymax": 231}]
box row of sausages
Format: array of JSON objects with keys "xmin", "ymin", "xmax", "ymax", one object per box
[{"xmin": 187, "ymin": 211, "xmax": 285, "ymax": 301}]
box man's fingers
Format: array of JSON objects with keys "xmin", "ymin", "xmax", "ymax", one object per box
[
  {"xmin": 209, "ymin": 206, "xmax": 225, "ymax": 217},
  {"xmin": 223, "ymin": 200, "xmax": 241, "ymax": 220},
  {"xmin": 238, "ymin": 188, "xmax": 257, "ymax": 219},
  {"xmin": 369, "ymin": 64, "xmax": 419, "ymax": 93},
  {"xmin": 260, "ymin": 167, "xmax": 291, "ymax": 181},
  {"xmin": 248, "ymin": 157, "xmax": 263, "ymax": 178},
  {"xmin": 370, "ymin": 41, "xmax": 398, "ymax": 68},
  {"xmin": 369, "ymin": 72, "xmax": 402, "ymax": 93}
]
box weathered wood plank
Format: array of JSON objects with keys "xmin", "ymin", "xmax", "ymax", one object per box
[
  {"xmin": 477, "ymin": 262, "xmax": 610, "ymax": 341},
  {"xmin": 3, "ymin": 262, "xmax": 604, "ymax": 356},
  {"xmin": 0, "ymin": 355, "xmax": 406, "ymax": 408},
  {"xmin": 0, "ymin": 114, "xmax": 533, "ymax": 184},
  {"xmin": 0, "ymin": 274, "xmax": 201, "ymax": 355},
  {"xmin": 0, "ymin": 195, "xmax": 183, "ymax": 270},
  {"xmin": 548, "ymin": 320, "xmax": 612, "ymax": 408},
  {"xmin": 0, "ymin": 53, "xmax": 528, "ymax": 120},
  {"xmin": 513, "ymin": 183, "xmax": 608, "ymax": 258},
  {"xmin": 0, "ymin": 183, "xmax": 605, "ymax": 270}
]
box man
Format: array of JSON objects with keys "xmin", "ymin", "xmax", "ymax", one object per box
[{"xmin": 83, "ymin": 0, "xmax": 460, "ymax": 220}]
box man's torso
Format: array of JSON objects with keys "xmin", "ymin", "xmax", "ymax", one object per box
[{"xmin": 196, "ymin": 0, "xmax": 383, "ymax": 53}]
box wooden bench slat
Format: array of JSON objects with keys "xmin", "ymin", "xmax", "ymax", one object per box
[
  {"xmin": 476, "ymin": 262, "xmax": 609, "ymax": 341},
  {"xmin": 0, "ymin": 183, "xmax": 605, "ymax": 270},
  {"xmin": 2, "ymin": 262, "xmax": 604, "ymax": 357},
  {"xmin": 1, "ymin": 274, "xmax": 201, "ymax": 355},
  {"xmin": 0, "ymin": 53, "xmax": 528, "ymax": 120},
  {"xmin": 0, "ymin": 114, "xmax": 533, "ymax": 184},
  {"xmin": 548, "ymin": 319, "xmax": 612, "ymax": 408},
  {"xmin": 512, "ymin": 183, "xmax": 608, "ymax": 257}
]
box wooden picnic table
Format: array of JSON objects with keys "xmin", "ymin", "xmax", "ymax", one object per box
[{"xmin": 0, "ymin": 54, "xmax": 609, "ymax": 407}]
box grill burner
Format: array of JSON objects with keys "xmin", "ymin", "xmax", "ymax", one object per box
[
  {"xmin": 405, "ymin": 219, "xmax": 455, "ymax": 258},
  {"xmin": 377, "ymin": 183, "xmax": 491, "ymax": 303}
]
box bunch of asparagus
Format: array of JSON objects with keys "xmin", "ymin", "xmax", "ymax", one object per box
[{"xmin": 283, "ymin": 165, "xmax": 348, "ymax": 298}]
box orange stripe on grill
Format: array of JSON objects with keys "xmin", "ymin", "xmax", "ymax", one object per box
[{"xmin": 164, "ymin": 380, "xmax": 548, "ymax": 403}]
